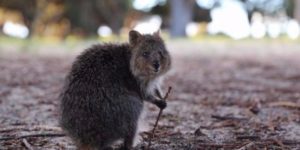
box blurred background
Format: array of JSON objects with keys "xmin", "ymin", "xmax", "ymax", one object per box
[
  {"xmin": 0, "ymin": 0, "xmax": 299, "ymax": 42},
  {"xmin": 1, "ymin": 1, "xmax": 300, "ymax": 149}
]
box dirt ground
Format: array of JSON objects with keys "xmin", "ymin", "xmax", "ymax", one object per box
[{"xmin": 0, "ymin": 41, "xmax": 300, "ymax": 150}]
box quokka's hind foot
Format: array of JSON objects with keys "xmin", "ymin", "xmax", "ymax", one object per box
[
  {"xmin": 77, "ymin": 143, "xmax": 113, "ymax": 150},
  {"xmin": 119, "ymin": 131, "xmax": 137, "ymax": 150},
  {"xmin": 101, "ymin": 146, "xmax": 114, "ymax": 150},
  {"xmin": 77, "ymin": 144, "xmax": 92, "ymax": 150}
]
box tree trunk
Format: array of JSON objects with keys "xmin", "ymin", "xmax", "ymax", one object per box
[
  {"xmin": 170, "ymin": 0, "xmax": 194, "ymax": 37},
  {"xmin": 95, "ymin": 0, "xmax": 130, "ymax": 35},
  {"xmin": 295, "ymin": 0, "xmax": 300, "ymax": 23},
  {"xmin": 78, "ymin": 0, "xmax": 99, "ymax": 35},
  {"xmin": 65, "ymin": 0, "xmax": 99, "ymax": 35}
]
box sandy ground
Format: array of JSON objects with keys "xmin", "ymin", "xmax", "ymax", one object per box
[{"xmin": 0, "ymin": 41, "xmax": 300, "ymax": 149}]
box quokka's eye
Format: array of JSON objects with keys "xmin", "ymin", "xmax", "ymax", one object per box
[{"xmin": 143, "ymin": 52, "xmax": 149, "ymax": 57}]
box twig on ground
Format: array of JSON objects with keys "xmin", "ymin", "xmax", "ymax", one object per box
[
  {"xmin": 197, "ymin": 142, "xmax": 243, "ymax": 149},
  {"xmin": 236, "ymin": 142, "xmax": 255, "ymax": 150},
  {"xmin": 268, "ymin": 101, "xmax": 300, "ymax": 109},
  {"xmin": 196, "ymin": 140, "xmax": 300, "ymax": 149},
  {"xmin": 0, "ymin": 133, "xmax": 66, "ymax": 141},
  {"xmin": 272, "ymin": 139, "xmax": 285, "ymax": 148},
  {"xmin": 244, "ymin": 139, "xmax": 300, "ymax": 147},
  {"xmin": 199, "ymin": 120, "xmax": 238, "ymax": 129},
  {"xmin": 214, "ymin": 120, "xmax": 238, "ymax": 129},
  {"xmin": 281, "ymin": 140, "xmax": 300, "ymax": 145},
  {"xmin": 0, "ymin": 125, "xmax": 62, "ymax": 133},
  {"xmin": 22, "ymin": 139, "xmax": 34, "ymax": 150},
  {"xmin": 147, "ymin": 86, "xmax": 172, "ymax": 149},
  {"xmin": 211, "ymin": 115, "xmax": 247, "ymax": 121},
  {"xmin": 236, "ymin": 135, "xmax": 261, "ymax": 140}
]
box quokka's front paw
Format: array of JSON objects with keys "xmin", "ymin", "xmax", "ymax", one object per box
[{"xmin": 154, "ymin": 100, "xmax": 167, "ymax": 110}]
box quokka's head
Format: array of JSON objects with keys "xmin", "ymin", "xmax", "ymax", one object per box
[{"xmin": 129, "ymin": 30, "xmax": 171, "ymax": 80}]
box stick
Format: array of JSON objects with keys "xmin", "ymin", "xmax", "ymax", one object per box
[
  {"xmin": 236, "ymin": 142, "xmax": 255, "ymax": 150},
  {"xmin": 0, "ymin": 133, "xmax": 66, "ymax": 141},
  {"xmin": 236, "ymin": 135, "xmax": 261, "ymax": 140},
  {"xmin": 211, "ymin": 115, "xmax": 247, "ymax": 121},
  {"xmin": 197, "ymin": 142, "xmax": 244, "ymax": 148},
  {"xmin": 22, "ymin": 139, "xmax": 34, "ymax": 150},
  {"xmin": 0, "ymin": 125, "xmax": 62, "ymax": 133},
  {"xmin": 268, "ymin": 101, "xmax": 300, "ymax": 109},
  {"xmin": 147, "ymin": 86, "xmax": 172, "ymax": 149},
  {"xmin": 272, "ymin": 139, "xmax": 285, "ymax": 148}
]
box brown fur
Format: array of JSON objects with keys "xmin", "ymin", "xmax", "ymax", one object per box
[
  {"xmin": 60, "ymin": 30, "xmax": 171, "ymax": 150},
  {"xmin": 129, "ymin": 31, "xmax": 171, "ymax": 99}
]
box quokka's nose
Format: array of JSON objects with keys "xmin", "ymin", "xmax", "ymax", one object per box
[{"xmin": 153, "ymin": 61, "xmax": 160, "ymax": 71}]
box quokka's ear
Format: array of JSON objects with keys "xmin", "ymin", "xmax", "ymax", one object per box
[
  {"xmin": 129, "ymin": 30, "xmax": 142, "ymax": 46},
  {"xmin": 153, "ymin": 30, "xmax": 161, "ymax": 38}
]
